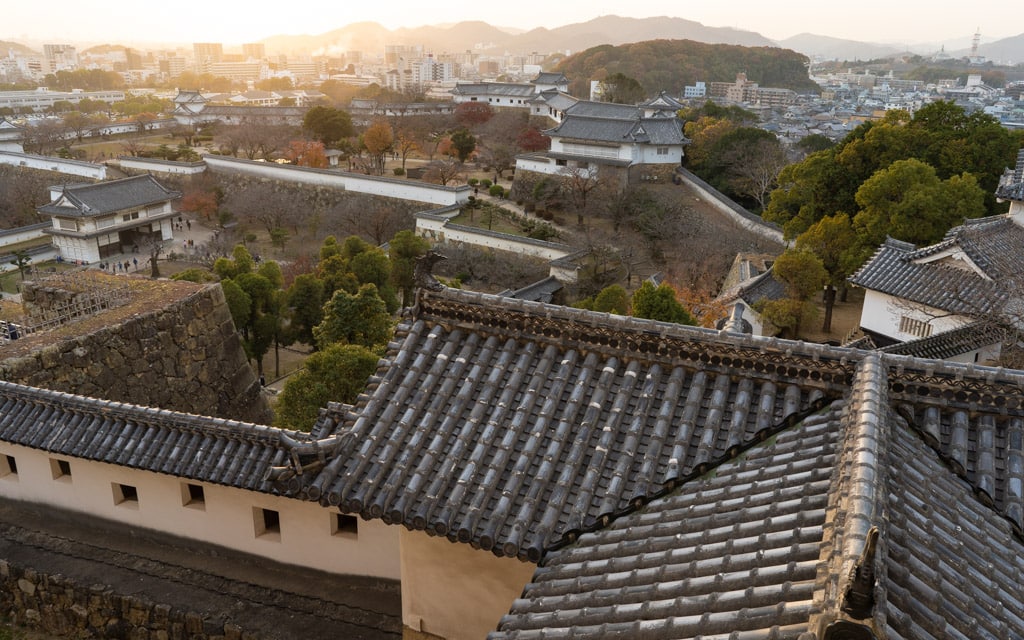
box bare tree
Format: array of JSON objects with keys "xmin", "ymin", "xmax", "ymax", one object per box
[
  {"xmin": 561, "ymin": 165, "xmax": 603, "ymax": 225},
  {"xmin": 22, "ymin": 119, "xmax": 68, "ymax": 155},
  {"xmin": 724, "ymin": 139, "xmax": 788, "ymax": 211},
  {"xmin": 223, "ymin": 182, "xmax": 296, "ymax": 234},
  {"xmin": 424, "ymin": 157, "xmax": 464, "ymax": 186}
]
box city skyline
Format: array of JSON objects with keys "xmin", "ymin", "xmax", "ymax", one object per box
[{"xmin": 3, "ymin": 0, "xmax": 1020, "ymax": 49}]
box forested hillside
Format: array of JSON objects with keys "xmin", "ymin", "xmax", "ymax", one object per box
[{"xmin": 555, "ymin": 39, "xmax": 819, "ymax": 97}]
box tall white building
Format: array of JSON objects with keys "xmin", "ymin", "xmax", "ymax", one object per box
[{"xmin": 43, "ymin": 44, "xmax": 77, "ymax": 74}]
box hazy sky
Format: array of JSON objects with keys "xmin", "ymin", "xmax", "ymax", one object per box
[{"xmin": 3, "ymin": 1, "xmax": 1018, "ymax": 47}]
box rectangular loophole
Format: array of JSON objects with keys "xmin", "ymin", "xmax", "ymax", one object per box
[
  {"xmin": 0, "ymin": 454, "xmax": 16, "ymax": 478},
  {"xmin": 332, "ymin": 513, "xmax": 358, "ymax": 538},
  {"xmin": 254, "ymin": 507, "xmax": 281, "ymax": 541},
  {"xmin": 181, "ymin": 482, "xmax": 206, "ymax": 509},
  {"xmin": 50, "ymin": 458, "xmax": 71, "ymax": 480},
  {"xmin": 112, "ymin": 483, "xmax": 139, "ymax": 507}
]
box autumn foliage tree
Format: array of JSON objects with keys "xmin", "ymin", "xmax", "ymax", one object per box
[
  {"xmin": 516, "ymin": 127, "xmax": 551, "ymax": 152},
  {"xmin": 285, "ymin": 139, "xmax": 328, "ymax": 168},
  {"xmin": 362, "ymin": 119, "xmax": 394, "ymax": 175},
  {"xmin": 455, "ymin": 101, "xmax": 494, "ymax": 127},
  {"xmin": 180, "ymin": 189, "xmax": 219, "ymax": 221}
]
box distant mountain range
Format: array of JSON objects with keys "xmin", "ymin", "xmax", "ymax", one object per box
[
  {"xmin": 261, "ymin": 15, "xmax": 774, "ymax": 58},
  {"xmin": 259, "ymin": 15, "xmax": 1024, "ymax": 65},
  {"xmin": 4, "ymin": 16, "xmax": 1022, "ymax": 67}
]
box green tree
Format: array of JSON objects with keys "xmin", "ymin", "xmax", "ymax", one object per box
[
  {"xmin": 599, "ymin": 72, "xmax": 646, "ymax": 104},
  {"xmin": 449, "ymin": 128, "xmax": 477, "ymax": 163},
  {"xmin": 313, "ymin": 283, "xmax": 392, "ymax": 350},
  {"xmin": 593, "ymin": 284, "xmax": 629, "ymax": 315},
  {"xmin": 287, "ymin": 274, "xmax": 325, "ymax": 346},
  {"xmin": 756, "ymin": 248, "xmax": 827, "ymax": 339},
  {"xmin": 795, "ymin": 214, "xmax": 857, "ymax": 333},
  {"xmin": 631, "ymin": 281, "xmax": 696, "ymax": 325},
  {"xmin": 765, "ymin": 102, "xmax": 1017, "ymax": 239},
  {"xmin": 273, "ymin": 343, "xmax": 380, "ymax": 431},
  {"xmin": 213, "ymin": 244, "xmax": 255, "ymax": 280},
  {"xmin": 8, "ymin": 250, "xmax": 30, "ymax": 281},
  {"xmin": 852, "ymin": 158, "xmax": 986, "ymax": 250},
  {"xmin": 389, "ymin": 230, "xmax": 430, "ymax": 307},
  {"xmin": 221, "ymin": 279, "xmax": 253, "ymax": 331},
  {"xmin": 302, "ymin": 105, "xmax": 354, "ymax": 146}
]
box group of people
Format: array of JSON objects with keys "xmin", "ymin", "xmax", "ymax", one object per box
[{"xmin": 99, "ymin": 258, "xmax": 138, "ymax": 274}]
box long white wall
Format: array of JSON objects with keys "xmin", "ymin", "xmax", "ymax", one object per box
[
  {"xmin": 0, "ymin": 442, "xmax": 401, "ymax": 580},
  {"xmin": 0, "ymin": 151, "xmax": 106, "ymax": 179},
  {"xmin": 204, "ymin": 155, "xmax": 471, "ymax": 206},
  {"xmin": 676, "ymin": 168, "xmax": 785, "ymax": 246},
  {"xmin": 119, "ymin": 157, "xmax": 207, "ymax": 175},
  {"xmin": 416, "ymin": 212, "xmax": 574, "ymax": 262}
]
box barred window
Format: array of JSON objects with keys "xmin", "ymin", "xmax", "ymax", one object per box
[{"xmin": 899, "ymin": 316, "xmax": 933, "ymax": 338}]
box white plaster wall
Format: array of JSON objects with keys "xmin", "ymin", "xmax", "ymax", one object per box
[
  {"xmin": 54, "ymin": 236, "xmax": 100, "ymax": 264},
  {"xmin": 0, "ymin": 443, "xmax": 401, "ymax": 580},
  {"xmin": 415, "ymin": 216, "xmax": 573, "ymax": 262},
  {"xmin": 0, "ymin": 224, "xmax": 48, "ymax": 246},
  {"xmin": 119, "ymin": 157, "xmax": 206, "ymax": 175},
  {"xmin": 636, "ymin": 144, "xmax": 684, "ymax": 165},
  {"xmin": 859, "ymin": 289, "xmax": 971, "ymax": 341},
  {"xmin": 514, "ymin": 156, "xmax": 560, "ymax": 177},
  {"xmin": 0, "ymin": 152, "xmax": 106, "ymax": 179},
  {"xmin": 205, "ymin": 155, "xmax": 470, "ymax": 206},
  {"xmin": 399, "ymin": 529, "xmax": 536, "ymax": 640}
]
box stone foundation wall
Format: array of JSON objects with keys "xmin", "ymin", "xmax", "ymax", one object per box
[
  {"xmin": 0, "ymin": 281, "xmax": 270, "ymax": 424},
  {"xmin": 0, "ymin": 560, "xmax": 252, "ymax": 640}
]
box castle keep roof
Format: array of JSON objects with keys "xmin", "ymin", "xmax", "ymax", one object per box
[{"xmin": 270, "ymin": 286, "xmax": 1024, "ymax": 637}]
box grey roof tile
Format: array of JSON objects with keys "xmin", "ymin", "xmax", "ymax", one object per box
[
  {"xmin": 849, "ymin": 237, "xmax": 1006, "ymax": 315},
  {"xmin": 884, "ymin": 414, "xmax": 1024, "ymax": 640},
  {"xmin": 0, "ymin": 380, "xmax": 308, "ymax": 492},
  {"xmin": 879, "ymin": 320, "xmax": 1005, "ymax": 359},
  {"xmin": 37, "ymin": 174, "xmax": 180, "ymax": 218},
  {"xmin": 293, "ymin": 288, "xmax": 853, "ymax": 560},
  {"xmin": 489, "ymin": 405, "xmax": 840, "ymax": 639}
]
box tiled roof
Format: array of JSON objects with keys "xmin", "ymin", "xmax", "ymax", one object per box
[
  {"xmin": 548, "ymin": 115, "xmax": 686, "ymax": 146},
  {"xmin": 849, "ymin": 237, "xmax": 1006, "ymax": 316},
  {"xmin": 884, "ymin": 413, "xmax": 1024, "ymax": 639},
  {"xmin": 562, "ymin": 101, "xmax": 641, "ymax": 120},
  {"xmin": 37, "ymin": 174, "xmax": 180, "ymax": 218},
  {"xmin": 490, "ymin": 406, "xmax": 839, "ymax": 639},
  {"xmin": 452, "ymin": 83, "xmax": 536, "ymax": 98},
  {"xmin": 995, "ymin": 148, "xmax": 1024, "ymax": 202},
  {"xmin": 487, "ymin": 346, "xmax": 1024, "ymax": 638},
  {"xmin": 289, "ymin": 288, "xmax": 855, "ymax": 560},
  {"xmin": 532, "ymin": 72, "xmax": 567, "ymax": 85},
  {"xmin": 0, "ymin": 380, "xmax": 306, "ymax": 492},
  {"xmin": 497, "ymin": 275, "xmax": 563, "ymax": 303},
  {"xmin": 879, "ymin": 320, "xmax": 1005, "ymax": 359}
]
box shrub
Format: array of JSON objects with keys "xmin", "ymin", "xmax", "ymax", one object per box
[
  {"xmin": 489, "ymin": 184, "xmax": 505, "ymax": 197},
  {"xmin": 468, "ymin": 177, "xmax": 479, "ymax": 186},
  {"xmin": 480, "ymin": 179, "xmax": 492, "ymax": 188},
  {"xmin": 393, "ymin": 167, "xmax": 405, "ymax": 176}
]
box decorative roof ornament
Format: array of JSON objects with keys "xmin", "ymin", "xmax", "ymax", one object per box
[{"xmin": 414, "ymin": 250, "xmax": 447, "ymax": 292}]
